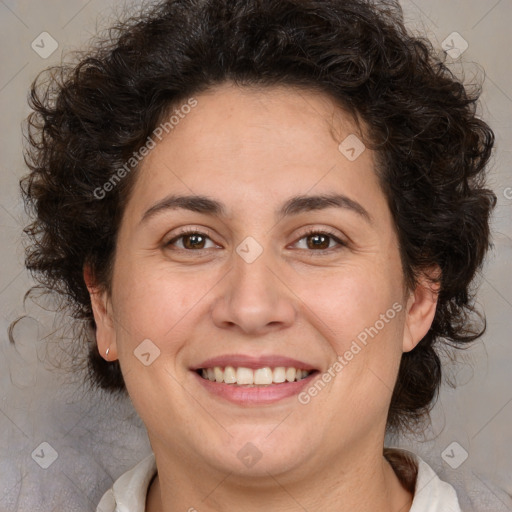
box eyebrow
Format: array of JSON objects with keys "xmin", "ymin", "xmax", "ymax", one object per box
[{"xmin": 139, "ymin": 193, "xmax": 372, "ymax": 225}]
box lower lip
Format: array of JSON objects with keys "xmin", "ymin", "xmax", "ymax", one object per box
[{"xmin": 192, "ymin": 371, "xmax": 317, "ymax": 405}]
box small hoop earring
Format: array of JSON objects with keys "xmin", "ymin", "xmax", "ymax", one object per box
[{"xmin": 105, "ymin": 347, "xmax": 110, "ymax": 360}]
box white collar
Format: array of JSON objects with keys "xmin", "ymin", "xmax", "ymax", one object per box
[
  {"xmin": 97, "ymin": 453, "xmax": 156, "ymax": 512},
  {"xmin": 97, "ymin": 449, "xmax": 461, "ymax": 512},
  {"xmin": 402, "ymin": 449, "xmax": 462, "ymax": 512}
]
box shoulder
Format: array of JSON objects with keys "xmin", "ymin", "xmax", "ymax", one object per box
[
  {"xmin": 96, "ymin": 453, "xmax": 157, "ymax": 512},
  {"xmin": 385, "ymin": 447, "xmax": 462, "ymax": 512}
]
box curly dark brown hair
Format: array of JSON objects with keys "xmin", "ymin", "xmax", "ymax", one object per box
[{"xmin": 15, "ymin": 0, "xmax": 496, "ymax": 434}]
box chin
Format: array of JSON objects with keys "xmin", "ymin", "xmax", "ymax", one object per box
[{"xmin": 198, "ymin": 426, "xmax": 314, "ymax": 478}]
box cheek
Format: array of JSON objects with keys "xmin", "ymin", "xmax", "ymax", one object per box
[
  {"xmin": 110, "ymin": 259, "xmax": 215, "ymax": 351},
  {"xmin": 297, "ymin": 264, "xmax": 405, "ymax": 410},
  {"xmin": 297, "ymin": 264, "xmax": 402, "ymax": 349}
]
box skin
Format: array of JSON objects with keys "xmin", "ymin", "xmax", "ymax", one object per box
[{"xmin": 85, "ymin": 82, "xmax": 439, "ymax": 512}]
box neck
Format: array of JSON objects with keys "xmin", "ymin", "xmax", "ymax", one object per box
[{"xmin": 146, "ymin": 444, "xmax": 413, "ymax": 512}]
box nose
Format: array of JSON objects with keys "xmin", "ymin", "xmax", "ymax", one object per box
[{"xmin": 210, "ymin": 246, "xmax": 296, "ymax": 336}]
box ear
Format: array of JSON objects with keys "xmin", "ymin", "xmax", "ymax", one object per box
[
  {"xmin": 83, "ymin": 264, "xmax": 118, "ymax": 361},
  {"xmin": 402, "ymin": 266, "xmax": 441, "ymax": 353}
]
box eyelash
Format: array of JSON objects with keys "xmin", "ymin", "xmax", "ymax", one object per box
[
  {"xmin": 295, "ymin": 227, "xmax": 347, "ymax": 253},
  {"xmin": 165, "ymin": 227, "xmax": 347, "ymax": 255}
]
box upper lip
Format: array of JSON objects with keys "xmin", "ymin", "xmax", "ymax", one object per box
[{"xmin": 191, "ymin": 354, "xmax": 318, "ymax": 371}]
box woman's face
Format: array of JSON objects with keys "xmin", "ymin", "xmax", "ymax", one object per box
[{"xmin": 89, "ymin": 82, "xmax": 436, "ymax": 479}]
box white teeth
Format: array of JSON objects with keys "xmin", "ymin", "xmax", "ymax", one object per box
[
  {"xmin": 285, "ymin": 367, "xmax": 296, "ymax": 382},
  {"xmin": 273, "ymin": 367, "xmax": 286, "ymax": 383},
  {"xmin": 254, "ymin": 367, "xmax": 273, "ymax": 385},
  {"xmin": 236, "ymin": 367, "xmax": 254, "ymax": 385},
  {"xmin": 214, "ymin": 367, "xmax": 224, "ymax": 382},
  {"xmin": 199, "ymin": 366, "xmax": 312, "ymax": 385},
  {"xmin": 224, "ymin": 366, "xmax": 236, "ymax": 384}
]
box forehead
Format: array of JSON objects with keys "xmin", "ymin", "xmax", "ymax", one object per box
[
  {"xmin": 161, "ymin": 82, "xmax": 362, "ymax": 164},
  {"xmin": 124, "ymin": 82, "xmax": 384, "ymax": 222}
]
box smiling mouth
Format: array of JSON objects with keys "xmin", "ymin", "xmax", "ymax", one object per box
[{"xmin": 196, "ymin": 366, "xmax": 317, "ymax": 386}]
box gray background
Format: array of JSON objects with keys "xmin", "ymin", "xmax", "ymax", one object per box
[{"xmin": 0, "ymin": 0, "xmax": 511, "ymax": 511}]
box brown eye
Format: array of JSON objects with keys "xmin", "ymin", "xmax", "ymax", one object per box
[
  {"xmin": 181, "ymin": 233, "xmax": 207, "ymax": 249},
  {"xmin": 306, "ymin": 233, "xmax": 331, "ymax": 250},
  {"xmin": 294, "ymin": 229, "xmax": 346, "ymax": 252},
  {"xmin": 166, "ymin": 230, "xmax": 217, "ymax": 250}
]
